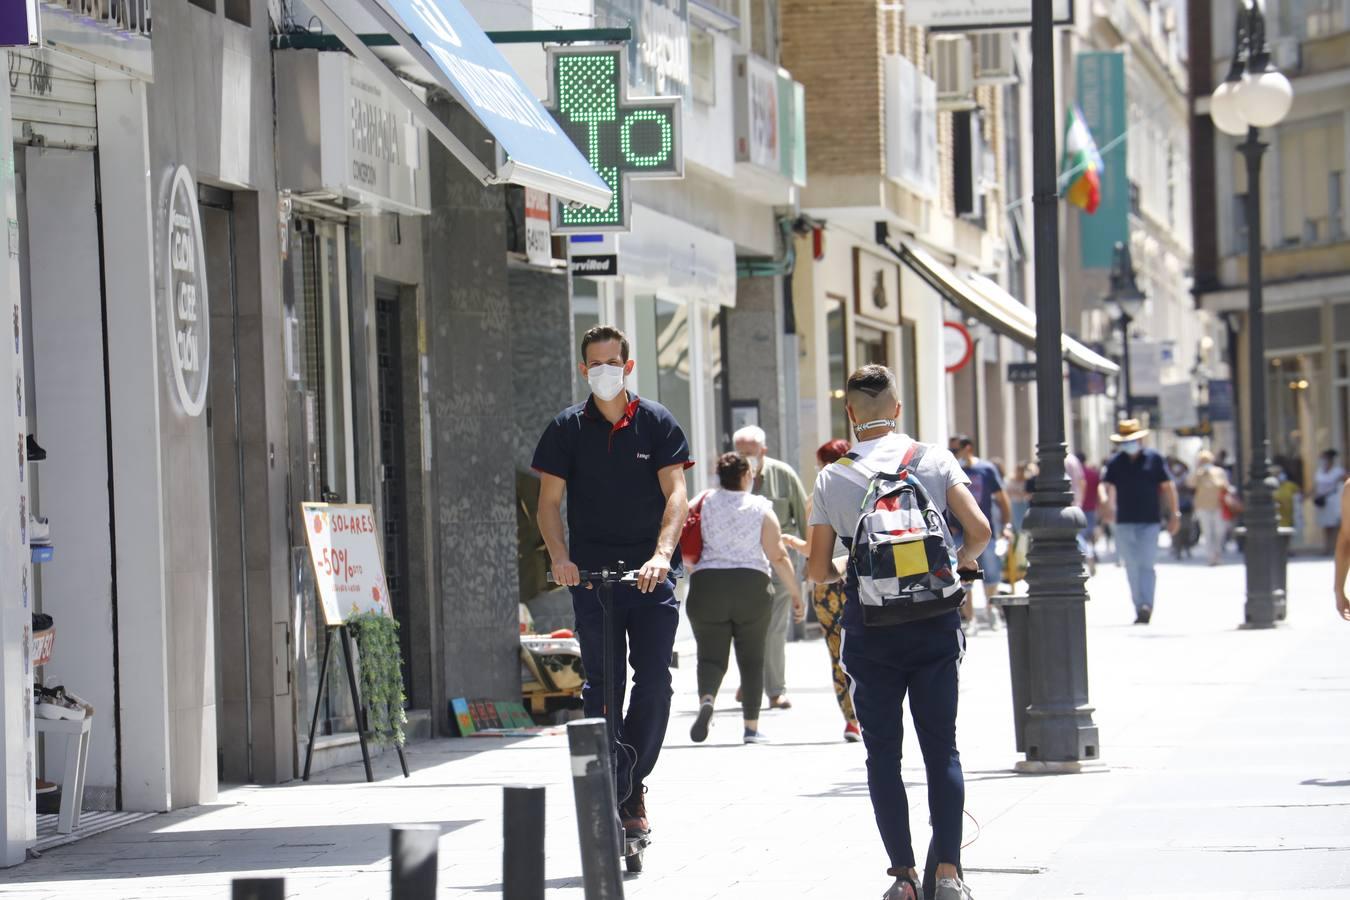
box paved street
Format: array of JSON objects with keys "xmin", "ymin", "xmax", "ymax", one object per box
[{"xmin": 4, "ymin": 554, "xmax": 1349, "ymax": 899}]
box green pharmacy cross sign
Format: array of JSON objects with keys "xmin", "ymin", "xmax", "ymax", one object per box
[{"xmin": 545, "ymin": 46, "xmax": 683, "ymax": 233}]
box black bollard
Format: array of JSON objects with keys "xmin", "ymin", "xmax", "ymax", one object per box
[
  {"xmin": 232, "ymin": 878, "xmax": 284, "ymax": 900},
  {"xmin": 390, "ymin": 823, "xmax": 440, "ymax": 900},
  {"xmin": 504, "ymin": 785, "xmax": 546, "ymax": 900},
  {"xmin": 567, "ymin": 718, "xmax": 624, "ymax": 899}
]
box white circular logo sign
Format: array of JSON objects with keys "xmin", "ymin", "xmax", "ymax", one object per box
[{"xmin": 165, "ymin": 166, "xmax": 209, "ymax": 417}]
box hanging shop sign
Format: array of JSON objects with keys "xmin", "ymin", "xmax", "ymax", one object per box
[
  {"xmin": 906, "ymin": 0, "xmax": 1072, "ymax": 29},
  {"xmin": 275, "ymin": 52, "xmax": 429, "ymax": 216},
  {"xmin": 1160, "ymin": 381, "xmax": 1199, "ymax": 428},
  {"xmin": 1008, "ymin": 362, "xmax": 1038, "ymax": 383},
  {"xmin": 524, "ymin": 189, "xmax": 553, "ymax": 267},
  {"xmin": 1207, "ymin": 379, "xmax": 1234, "ymax": 422},
  {"xmin": 944, "ymin": 321, "xmax": 974, "ymax": 373},
  {"xmin": 301, "ymin": 503, "xmax": 393, "ymax": 625},
  {"xmin": 545, "ymin": 47, "xmax": 684, "ymax": 233},
  {"xmin": 569, "ymin": 232, "xmax": 619, "ymax": 277},
  {"xmin": 734, "ymin": 54, "xmax": 780, "ymax": 172},
  {"xmin": 164, "ymin": 166, "xmax": 210, "ymax": 418},
  {"xmin": 0, "ymin": 2, "xmax": 39, "ymax": 47}
]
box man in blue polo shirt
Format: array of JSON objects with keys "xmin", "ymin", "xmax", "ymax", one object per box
[
  {"xmin": 1101, "ymin": 418, "xmax": 1180, "ymax": 624},
  {"xmin": 532, "ymin": 325, "xmax": 692, "ymax": 841}
]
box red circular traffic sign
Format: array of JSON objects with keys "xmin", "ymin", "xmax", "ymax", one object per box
[{"xmin": 943, "ymin": 321, "xmax": 974, "ymax": 373}]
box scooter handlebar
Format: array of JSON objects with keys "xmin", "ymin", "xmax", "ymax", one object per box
[{"xmin": 547, "ymin": 568, "xmax": 641, "ymax": 585}]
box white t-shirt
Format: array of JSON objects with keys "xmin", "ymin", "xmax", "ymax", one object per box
[
  {"xmin": 695, "ymin": 489, "xmax": 776, "ymax": 576},
  {"xmin": 809, "ymin": 434, "xmax": 970, "ymax": 548}
]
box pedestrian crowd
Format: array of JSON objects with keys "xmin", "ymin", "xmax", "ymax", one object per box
[{"xmin": 534, "ymin": 323, "xmax": 1350, "ymax": 900}]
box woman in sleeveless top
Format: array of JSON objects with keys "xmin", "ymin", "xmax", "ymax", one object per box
[{"xmin": 687, "ymin": 453, "xmax": 803, "ymax": 745}]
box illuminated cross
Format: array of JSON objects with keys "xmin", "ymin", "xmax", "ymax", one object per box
[{"xmin": 545, "ymin": 46, "xmax": 683, "ymax": 233}]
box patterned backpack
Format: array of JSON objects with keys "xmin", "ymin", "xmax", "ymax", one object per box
[{"xmin": 835, "ymin": 440, "xmax": 965, "ymax": 626}]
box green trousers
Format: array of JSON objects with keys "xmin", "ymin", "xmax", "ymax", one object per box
[{"xmin": 686, "ymin": 568, "xmax": 773, "ymax": 720}]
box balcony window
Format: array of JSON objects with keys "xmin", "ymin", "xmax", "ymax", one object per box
[{"xmin": 1278, "ymin": 116, "xmax": 1348, "ymax": 247}]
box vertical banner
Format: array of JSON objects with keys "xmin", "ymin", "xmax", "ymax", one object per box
[{"xmin": 1077, "ymin": 52, "xmax": 1128, "ymax": 269}]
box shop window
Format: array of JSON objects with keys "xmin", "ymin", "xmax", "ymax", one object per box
[
  {"xmin": 1266, "ymin": 351, "xmax": 1326, "ymax": 477},
  {"xmin": 900, "ymin": 320, "xmax": 920, "ymax": 436},
  {"xmin": 855, "ymin": 322, "xmax": 891, "ymax": 370},
  {"xmin": 825, "ymin": 296, "xmax": 849, "ymax": 442},
  {"xmin": 654, "ymin": 299, "xmax": 694, "ymax": 443}
]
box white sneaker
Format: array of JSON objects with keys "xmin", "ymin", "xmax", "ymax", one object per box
[
  {"xmin": 29, "ymin": 516, "xmax": 50, "ymax": 546},
  {"xmin": 35, "ymin": 685, "xmax": 87, "ymax": 720},
  {"xmin": 934, "ymin": 876, "xmax": 974, "ymax": 900}
]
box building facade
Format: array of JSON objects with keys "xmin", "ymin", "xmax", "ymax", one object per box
[{"xmin": 1192, "ymin": 0, "xmax": 1350, "ymax": 544}]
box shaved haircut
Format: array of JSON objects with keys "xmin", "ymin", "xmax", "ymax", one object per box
[{"xmin": 845, "ymin": 364, "xmax": 900, "ymax": 420}]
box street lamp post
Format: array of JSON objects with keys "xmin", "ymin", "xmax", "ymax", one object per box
[
  {"xmin": 1208, "ymin": 0, "xmax": 1293, "ymax": 629},
  {"xmin": 1019, "ymin": 0, "xmax": 1099, "ymax": 769},
  {"xmin": 1103, "ymin": 242, "xmax": 1146, "ymax": 419}
]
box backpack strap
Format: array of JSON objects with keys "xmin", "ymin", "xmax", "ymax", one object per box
[{"xmin": 899, "ymin": 441, "xmax": 925, "ymax": 471}]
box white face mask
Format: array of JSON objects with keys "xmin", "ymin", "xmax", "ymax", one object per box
[
  {"xmin": 587, "ymin": 364, "xmax": 626, "ymax": 402},
  {"xmin": 1119, "ymin": 439, "xmax": 1142, "ymax": 456}
]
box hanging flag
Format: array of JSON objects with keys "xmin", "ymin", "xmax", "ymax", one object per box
[{"xmin": 1060, "ymin": 104, "xmax": 1105, "ymax": 214}]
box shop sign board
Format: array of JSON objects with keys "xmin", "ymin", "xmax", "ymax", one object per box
[
  {"xmin": 906, "ymin": 0, "xmax": 1072, "ymax": 29},
  {"xmin": 1160, "ymin": 381, "xmax": 1199, "ymax": 428},
  {"xmin": 546, "ymin": 47, "xmax": 683, "ymax": 233},
  {"xmin": 329, "ymin": 54, "xmax": 427, "ymax": 214},
  {"xmin": 0, "ymin": 2, "xmax": 39, "ymax": 47},
  {"xmin": 594, "ymin": 0, "xmax": 691, "ymax": 100},
  {"xmin": 164, "ymin": 166, "xmax": 210, "ymax": 418},
  {"xmin": 1207, "ymin": 379, "xmax": 1234, "ymax": 422},
  {"xmin": 301, "ymin": 503, "xmax": 393, "ymax": 626},
  {"xmin": 944, "ymin": 321, "xmax": 974, "ymax": 373},
  {"xmin": 1129, "ymin": 339, "xmax": 1162, "ymax": 396},
  {"xmin": 1008, "ymin": 361, "xmax": 1037, "ymax": 383},
  {"xmin": 569, "ymin": 232, "xmax": 619, "ymax": 277},
  {"xmin": 524, "ymin": 188, "xmax": 553, "ymax": 267},
  {"xmin": 734, "ymin": 55, "xmax": 780, "ymax": 172},
  {"xmin": 884, "ymin": 55, "xmax": 939, "ymax": 199}
]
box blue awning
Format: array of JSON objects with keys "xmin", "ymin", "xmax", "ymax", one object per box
[{"xmin": 304, "ymin": 0, "xmax": 612, "ymax": 210}]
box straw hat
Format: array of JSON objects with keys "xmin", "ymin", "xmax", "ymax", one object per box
[{"xmin": 1109, "ymin": 418, "xmax": 1151, "ymax": 443}]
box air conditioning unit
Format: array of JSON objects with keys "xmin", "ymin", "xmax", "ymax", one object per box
[
  {"xmin": 974, "ymin": 33, "xmax": 1017, "ymax": 85},
  {"xmin": 933, "ymin": 37, "xmax": 976, "ymax": 110}
]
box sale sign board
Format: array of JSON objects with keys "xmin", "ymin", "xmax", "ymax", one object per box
[{"xmin": 301, "ymin": 503, "xmax": 393, "ymax": 625}]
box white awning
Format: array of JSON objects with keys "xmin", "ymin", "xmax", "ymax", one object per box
[
  {"xmin": 302, "ymin": 0, "xmax": 612, "ymax": 210},
  {"xmin": 897, "ymin": 241, "xmax": 1119, "ymax": 377}
]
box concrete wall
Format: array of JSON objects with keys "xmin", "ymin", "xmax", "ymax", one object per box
[
  {"xmin": 728, "ymin": 276, "xmax": 787, "ymax": 457},
  {"xmin": 424, "ymin": 101, "xmax": 522, "ymax": 715},
  {"xmin": 141, "ymin": 0, "xmax": 289, "ymax": 799}
]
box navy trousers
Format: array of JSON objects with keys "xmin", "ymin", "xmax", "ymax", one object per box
[
  {"xmin": 840, "ymin": 609, "xmax": 966, "ymax": 877},
  {"xmin": 571, "ymin": 578, "xmax": 679, "ymax": 805}
]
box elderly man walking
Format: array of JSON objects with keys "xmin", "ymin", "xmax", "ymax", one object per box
[{"xmin": 733, "ymin": 425, "xmax": 808, "ymax": 709}]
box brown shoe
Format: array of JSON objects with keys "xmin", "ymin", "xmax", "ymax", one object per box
[
  {"xmin": 620, "ymin": 786, "xmax": 649, "ymax": 834},
  {"xmin": 769, "ymin": 695, "xmax": 792, "ymax": 710}
]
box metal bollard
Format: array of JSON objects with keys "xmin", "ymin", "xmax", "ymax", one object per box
[
  {"xmin": 391, "ymin": 823, "xmax": 440, "ymax": 900},
  {"xmin": 567, "ymin": 718, "xmax": 624, "ymax": 899},
  {"xmin": 231, "ymin": 878, "xmax": 284, "ymax": 900},
  {"xmin": 504, "ymin": 785, "xmax": 546, "ymax": 900}
]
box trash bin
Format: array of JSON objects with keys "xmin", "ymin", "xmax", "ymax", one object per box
[{"xmin": 994, "ymin": 594, "xmax": 1031, "ymax": 753}]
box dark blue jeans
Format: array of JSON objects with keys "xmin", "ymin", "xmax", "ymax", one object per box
[
  {"xmin": 571, "ymin": 578, "xmax": 679, "ymax": 805},
  {"xmin": 840, "ymin": 610, "xmax": 966, "ymax": 875}
]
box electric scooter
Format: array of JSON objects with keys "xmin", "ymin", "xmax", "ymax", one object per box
[{"xmin": 549, "ymin": 564, "xmax": 650, "ymax": 874}]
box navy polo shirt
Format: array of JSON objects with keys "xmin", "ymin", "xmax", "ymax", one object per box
[
  {"xmin": 1103, "ymin": 447, "xmax": 1170, "ymax": 524},
  {"xmin": 532, "ymin": 393, "xmax": 693, "ymax": 570}
]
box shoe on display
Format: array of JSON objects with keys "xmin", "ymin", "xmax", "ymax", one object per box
[
  {"xmin": 934, "ymin": 876, "xmax": 974, "ymax": 900},
  {"xmin": 28, "ymin": 516, "xmax": 50, "ymax": 546},
  {"xmin": 690, "ymin": 700, "xmax": 714, "ymax": 743},
  {"xmin": 35, "ymin": 778, "xmax": 57, "ymax": 795},
  {"xmin": 35, "ymin": 685, "xmax": 88, "ymax": 720},
  {"xmin": 743, "ymin": 728, "xmax": 770, "ymax": 744},
  {"xmin": 26, "ymin": 435, "xmax": 46, "ymax": 462},
  {"xmin": 844, "ymin": 721, "xmax": 863, "ymax": 743}
]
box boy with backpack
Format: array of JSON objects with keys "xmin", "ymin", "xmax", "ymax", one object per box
[{"xmin": 806, "ymin": 365, "xmax": 991, "ymax": 900}]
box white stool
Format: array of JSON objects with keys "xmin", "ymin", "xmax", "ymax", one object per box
[{"xmin": 35, "ymin": 715, "xmax": 92, "ymax": 834}]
